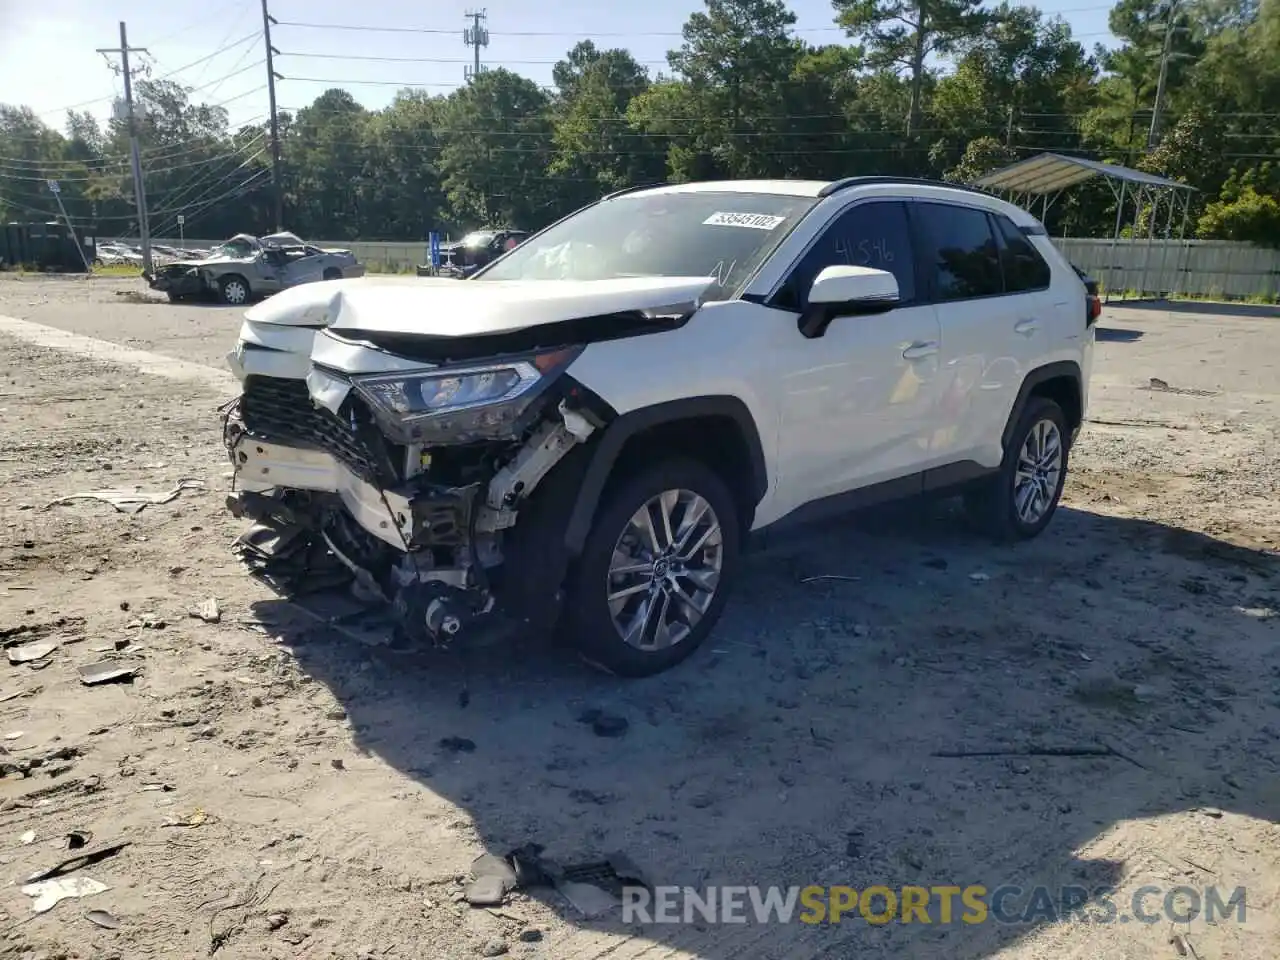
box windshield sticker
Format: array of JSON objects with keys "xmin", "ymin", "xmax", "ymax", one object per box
[{"xmin": 703, "ymin": 212, "xmax": 787, "ymax": 230}]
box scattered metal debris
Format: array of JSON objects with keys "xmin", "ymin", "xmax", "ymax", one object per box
[
  {"xmin": 43, "ymin": 478, "xmax": 205, "ymax": 515},
  {"xmin": 21, "ymin": 876, "xmax": 108, "ymax": 914},
  {"xmin": 78, "ymin": 661, "xmax": 141, "ymax": 686},
  {"xmin": 65, "ymin": 831, "xmax": 92, "ymax": 850},
  {"xmin": 0, "ymin": 687, "xmax": 41, "ymax": 704},
  {"xmin": 459, "ymin": 843, "xmax": 650, "ymax": 920},
  {"xmin": 191, "ymin": 598, "xmax": 222, "ymax": 624},
  {"xmin": 8, "ymin": 641, "xmax": 58, "ymax": 664},
  {"xmin": 26, "ymin": 841, "xmax": 129, "ymax": 883},
  {"xmin": 162, "ymin": 809, "xmax": 208, "ymax": 828},
  {"xmin": 86, "ymin": 908, "xmax": 121, "ymax": 929},
  {"xmin": 800, "ymin": 574, "xmax": 861, "ymax": 583},
  {"xmin": 968, "ymin": 572, "xmax": 990, "ymax": 583}
]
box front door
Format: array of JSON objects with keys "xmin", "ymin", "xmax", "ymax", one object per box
[{"xmin": 771, "ymin": 200, "xmax": 943, "ymax": 508}]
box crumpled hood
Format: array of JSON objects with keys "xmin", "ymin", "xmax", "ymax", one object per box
[{"xmin": 243, "ymin": 274, "xmax": 716, "ymax": 336}]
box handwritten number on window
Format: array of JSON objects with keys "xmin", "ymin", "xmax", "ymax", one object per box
[{"xmin": 837, "ymin": 236, "xmax": 895, "ymax": 266}]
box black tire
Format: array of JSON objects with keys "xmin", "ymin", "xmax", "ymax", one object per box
[
  {"xmin": 218, "ymin": 274, "xmax": 251, "ymax": 305},
  {"xmin": 964, "ymin": 396, "xmax": 1070, "ymax": 541},
  {"xmin": 322, "ymin": 267, "xmax": 342, "ymax": 281},
  {"xmin": 566, "ymin": 458, "xmax": 741, "ymax": 677}
]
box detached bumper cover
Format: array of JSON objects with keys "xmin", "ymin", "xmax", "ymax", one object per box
[{"xmin": 229, "ymin": 434, "xmax": 413, "ymax": 550}]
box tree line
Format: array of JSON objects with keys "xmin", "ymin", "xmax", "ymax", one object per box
[{"xmin": 2, "ymin": 0, "xmax": 1278, "ymax": 246}]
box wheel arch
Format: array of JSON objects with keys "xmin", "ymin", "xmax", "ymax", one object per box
[
  {"xmin": 563, "ymin": 395, "xmax": 769, "ymax": 557},
  {"xmin": 1002, "ymin": 361, "xmax": 1083, "ymax": 451}
]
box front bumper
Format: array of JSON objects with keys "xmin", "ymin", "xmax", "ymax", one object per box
[
  {"xmin": 147, "ymin": 269, "xmax": 207, "ymax": 296},
  {"xmin": 230, "ymin": 433, "xmax": 414, "ymax": 551}
]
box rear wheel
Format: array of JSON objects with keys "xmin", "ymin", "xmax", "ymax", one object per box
[
  {"xmin": 964, "ymin": 396, "xmax": 1069, "ymax": 540},
  {"xmin": 566, "ymin": 458, "xmax": 740, "ymax": 677},
  {"xmin": 219, "ymin": 275, "xmax": 250, "ymax": 305}
]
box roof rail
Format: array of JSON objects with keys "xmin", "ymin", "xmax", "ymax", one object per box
[
  {"xmin": 817, "ymin": 176, "xmax": 993, "ymax": 199},
  {"xmin": 601, "ymin": 181, "xmax": 670, "ymax": 200}
]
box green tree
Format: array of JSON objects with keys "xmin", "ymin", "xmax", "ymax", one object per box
[
  {"xmin": 436, "ymin": 70, "xmax": 554, "ymax": 229},
  {"xmin": 548, "ymin": 43, "xmax": 663, "ymax": 212},
  {"xmin": 832, "ymin": 0, "xmax": 989, "ymax": 138}
]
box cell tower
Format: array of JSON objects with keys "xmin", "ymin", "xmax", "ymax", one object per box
[{"xmin": 463, "ymin": 10, "xmax": 489, "ymax": 82}]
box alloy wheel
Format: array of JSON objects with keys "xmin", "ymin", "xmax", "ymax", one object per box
[
  {"xmin": 224, "ymin": 280, "xmax": 248, "ymax": 305},
  {"xmin": 1013, "ymin": 418, "xmax": 1063, "ymax": 525},
  {"xmin": 606, "ymin": 488, "xmax": 723, "ymax": 651}
]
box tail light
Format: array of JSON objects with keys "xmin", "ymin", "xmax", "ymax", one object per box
[
  {"xmin": 1086, "ymin": 291, "xmax": 1102, "ymax": 325},
  {"xmin": 1082, "ymin": 276, "xmax": 1101, "ymax": 327}
]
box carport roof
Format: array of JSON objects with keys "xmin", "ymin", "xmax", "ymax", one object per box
[{"xmin": 972, "ymin": 152, "xmax": 1195, "ymax": 195}]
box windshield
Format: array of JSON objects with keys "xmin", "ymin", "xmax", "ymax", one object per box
[
  {"xmin": 472, "ymin": 190, "xmax": 817, "ymax": 296},
  {"xmin": 461, "ymin": 231, "xmax": 497, "ymax": 247},
  {"xmin": 210, "ymin": 238, "xmax": 257, "ymax": 259}
]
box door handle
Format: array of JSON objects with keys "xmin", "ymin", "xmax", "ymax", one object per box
[
  {"xmin": 1014, "ymin": 318, "xmax": 1039, "ymax": 335},
  {"xmin": 902, "ymin": 340, "xmax": 939, "ymax": 360}
]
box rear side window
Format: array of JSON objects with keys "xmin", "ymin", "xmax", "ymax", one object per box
[
  {"xmin": 993, "ymin": 214, "xmax": 1051, "ymax": 292},
  {"xmin": 913, "ymin": 202, "xmax": 1004, "ymax": 301},
  {"xmin": 774, "ymin": 200, "xmax": 916, "ymax": 310}
]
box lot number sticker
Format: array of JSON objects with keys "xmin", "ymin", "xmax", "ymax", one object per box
[{"xmin": 703, "ymin": 211, "xmax": 787, "ymax": 230}]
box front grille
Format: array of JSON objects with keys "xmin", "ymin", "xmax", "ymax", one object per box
[{"xmin": 240, "ymin": 375, "xmax": 386, "ymax": 482}]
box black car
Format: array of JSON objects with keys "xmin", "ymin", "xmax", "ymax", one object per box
[{"xmin": 440, "ymin": 231, "xmax": 524, "ymax": 273}]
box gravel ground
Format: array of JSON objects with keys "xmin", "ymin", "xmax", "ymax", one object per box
[{"xmin": 0, "ymin": 274, "xmax": 1276, "ymax": 960}]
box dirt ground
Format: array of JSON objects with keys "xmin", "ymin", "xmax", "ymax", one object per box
[{"xmin": 0, "ymin": 274, "xmax": 1276, "ymax": 960}]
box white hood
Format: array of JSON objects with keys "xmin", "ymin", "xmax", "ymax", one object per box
[{"xmin": 241, "ymin": 274, "xmax": 717, "ymax": 336}]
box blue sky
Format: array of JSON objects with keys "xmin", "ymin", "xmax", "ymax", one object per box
[{"xmin": 0, "ymin": 0, "xmax": 1121, "ymax": 134}]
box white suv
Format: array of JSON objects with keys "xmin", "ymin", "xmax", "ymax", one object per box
[{"xmin": 223, "ymin": 177, "xmax": 1098, "ymax": 676}]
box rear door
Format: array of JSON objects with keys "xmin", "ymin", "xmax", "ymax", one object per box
[
  {"xmin": 280, "ymin": 249, "xmax": 326, "ymax": 287},
  {"xmin": 910, "ymin": 201, "xmax": 1030, "ymax": 467}
]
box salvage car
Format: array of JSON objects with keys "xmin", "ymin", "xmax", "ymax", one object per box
[
  {"xmin": 222, "ymin": 178, "xmax": 1096, "ymax": 676},
  {"xmin": 146, "ymin": 232, "xmax": 363, "ymax": 304}
]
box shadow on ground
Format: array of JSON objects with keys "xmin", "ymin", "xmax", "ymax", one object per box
[
  {"xmin": 250, "ymin": 500, "xmax": 1280, "ymax": 959},
  {"xmin": 1094, "ymin": 326, "xmax": 1145, "ymax": 343}
]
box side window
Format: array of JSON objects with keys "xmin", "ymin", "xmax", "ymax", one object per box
[
  {"xmin": 774, "ymin": 201, "xmax": 916, "ymax": 311},
  {"xmin": 993, "ymin": 215, "xmax": 1051, "ymax": 292},
  {"xmin": 913, "ymin": 202, "xmax": 1004, "ymax": 301}
]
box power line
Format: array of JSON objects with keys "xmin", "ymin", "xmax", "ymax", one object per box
[
  {"xmin": 152, "ymin": 32, "xmax": 261, "ymax": 81},
  {"xmin": 274, "ymin": 11, "xmax": 1116, "ymax": 38},
  {"xmin": 143, "ymin": 142, "xmax": 268, "ymax": 234},
  {"xmin": 186, "ymin": 61, "xmax": 267, "ymax": 95}
]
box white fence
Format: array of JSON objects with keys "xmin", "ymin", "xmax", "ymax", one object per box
[
  {"xmin": 155, "ymin": 236, "xmax": 1280, "ymax": 300},
  {"xmin": 1053, "ymin": 238, "xmax": 1280, "ymax": 301}
]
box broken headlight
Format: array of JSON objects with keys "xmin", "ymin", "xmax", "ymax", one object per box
[{"xmin": 351, "ymin": 347, "xmax": 580, "ymax": 443}]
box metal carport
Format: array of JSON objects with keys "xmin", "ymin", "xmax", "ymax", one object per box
[{"xmin": 971, "ymin": 152, "xmax": 1197, "ymax": 301}]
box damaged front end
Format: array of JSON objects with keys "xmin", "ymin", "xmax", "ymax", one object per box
[
  {"xmin": 223, "ymin": 332, "xmax": 604, "ymax": 646},
  {"xmin": 147, "ymin": 262, "xmax": 212, "ymax": 299}
]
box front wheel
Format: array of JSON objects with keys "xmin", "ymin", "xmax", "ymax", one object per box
[
  {"xmin": 964, "ymin": 396, "xmax": 1070, "ymax": 540},
  {"xmin": 322, "ymin": 267, "xmax": 342, "ymax": 281},
  {"xmin": 566, "ymin": 458, "xmax": 741, "ymax": 677},
  {"xmin": 219, "ymin": 275, "xmax": 250, "ymax": 305}
]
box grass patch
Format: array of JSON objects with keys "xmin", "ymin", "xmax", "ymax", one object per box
[{"xmin": 93, "ymin": 264, "xmax": 145, "ymax": 278}]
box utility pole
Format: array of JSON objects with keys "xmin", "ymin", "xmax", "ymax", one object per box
[
  {"xmin": 1147, "ymin": 0, "xmax": 1184, "ymax": 151},
  {"xmin": 261, "ymin": 0, "xmax": 284, "ymax": 232},
  {"xmin": 97, "ymin": 22, "xmax": 153, "ymax": 275},
  {"xmin": 463, "ymin": 10, "xmax": 489, "ymax": 83}
]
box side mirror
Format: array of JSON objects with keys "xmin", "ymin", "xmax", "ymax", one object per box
[{"xmin": 799, "ymin": 265, "xmax": 900, "ymax": 339}]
